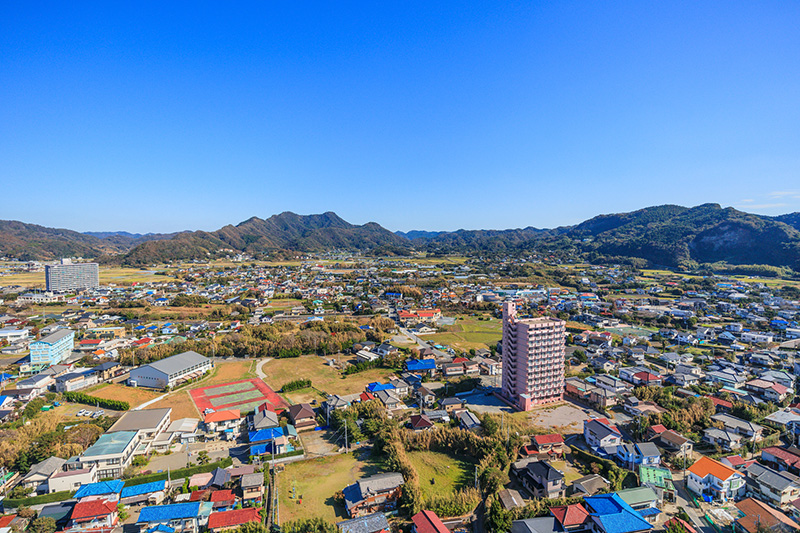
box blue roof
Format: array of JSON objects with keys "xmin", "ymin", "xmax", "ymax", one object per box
[
  {"xmin": 250, "ymin": 443, "xmax": 279, "ymax": 456},
  {"xmin": 147, "ymin": 525, "xmax": 175, "ymax": 533},
  {"xmin": 638, "ymin": 508, "xmax": 661, "ymax": 517},
  {"xmin": 138, "ymin": 502, "xmax": 201, "ymax": 523},
  {"xmin": 367, "ymin": 382, "xmax": 395, "ymax": 392},
  {"xmin": 406, "ymin": 359, "xmax": 436, "ymax": 371},
  {"xmin": 121, "ymin": 480, "xmax": 167, "ymax": 498},
  {"xmin": 249, "ymin": 427, "xmax": 283, "ymax": 442},
  {"xmin": 75, "ymin": 480, "xmax": 125, "ymax": 499},
  {"xmin": 0, "ymin": 373, "xmax": 14, "ymax": 381},
  {"xmin": 584, "ymin": 494, "xmax": 653, "ymax": 533}
]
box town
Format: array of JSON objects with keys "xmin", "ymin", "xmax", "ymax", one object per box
[{"xmin": 0, "ymin": 255, "xmax": 798, "ymax": 533}]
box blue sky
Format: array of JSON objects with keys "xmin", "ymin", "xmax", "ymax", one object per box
[{"xmin": 2, "ymin": 2, "xmax": 800, "ymax": 233}]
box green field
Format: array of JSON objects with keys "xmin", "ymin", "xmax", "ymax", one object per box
[
  {"xmin": 407, "ymin": 450, "xmax": 476, "ymax": 500},
  {"xmin": 261, "ymin": 355, "xmax": 396, "ymax": 397},
  {"xmin": 277, "ymin": 451, "xmax": 385, "ymax": 523},
  {"xmin": 426, "ymin": 316, "xmax": 502, "ymax": 352},
  {"xmin": 208, "ymin": 389, "xmax": 263, "ymax": 407}
]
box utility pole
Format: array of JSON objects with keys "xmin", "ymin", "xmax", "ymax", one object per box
[
  {"xmin": 474, "ymin": 465, "xmax": 478, "ymax": 488},
  {"xmin": 345, "ymin": 420, "xmax": 348, "ymax": 453}
]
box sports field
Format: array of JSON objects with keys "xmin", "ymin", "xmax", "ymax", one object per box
[{"xmin": 190, "ymin": 378, "xmax": 288, "ymax": 414}]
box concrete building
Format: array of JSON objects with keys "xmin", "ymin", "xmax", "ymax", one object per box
[
  {"xmin": 109, "ymin": 408, "xmax": 172, "ymax": 454},
  {"xmin": 129, "ymin": 351, "xmax": 212, "ymax": 390},
  {"xmin": 29, "ymin": 329, "xmax": 75, "ymax": 367},
  {"xmin": 45, "ymin": 259, "xmax": 99, "ymax": 292},
  {"xmin": 500, "ymin": 302, "xmax": 565, "ymax": 411},
  {"xmin": 72, "ymin": 430, "xmax": 140, "ymax": 479}
]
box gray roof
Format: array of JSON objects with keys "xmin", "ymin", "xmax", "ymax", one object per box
[
  {"xmin": 240, "ymin": 473, "xmax": 263, "ymax": 489},
  {"xmin": 573, "ymin": 474, "xmax": 610, "ymax": 495},
  {"xmin": 109, "ymin": 408, "xmax": 171, "ymax": 433},
  {"xmin": 33, "ymin": 329, "xmax": 74, "ymax": 344},
  {"xmin": 23, "ymin": 456, "xmax": 66, "ymax": 480},
  {"xmin": 511, "ymin": 517, "xmax": 561, "ymax": 533},
  {"xmin": 142, "ymin": 350, "xmax": 209, "ymax": 376},
  {"xmin": 712, "ymin": 413, "xmax": 764, "ymax": 433},
  {"xmin": 337, "ymin": 513, "xmax": 390, "ymax": 533},
  {"xmin": 746, "ymin": 462, "xmax": 800, "ymax": 492},
  {"xmin": 358, "ymin": 472, "xmax": 404, "ymax": 495},
  {"xmin": 252, "ymin": 408, "xmax": 279, "ymax": 429},
  {"xmin": 635, "ymin": 442, "xmax": 661, "ymax": 457}
]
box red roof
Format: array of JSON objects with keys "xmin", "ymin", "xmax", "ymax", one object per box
[
  {"xmin": 410, "ymin": 414, "xmax": 433, "ymax": 429},
  {"xmin": 633, "ymin": 371, "xmax": 661, "ymax": 381},
  {"xmin": 190, "ymin": 490, "xmax": 209, "ymax": 501},
  {"xmin": 649, "ymin": 424, "xmax": 668, "ymax": 435},
  {"xmin": 0, "ymin": 516, "xmax": 17, "ymax": 528},
  {"xmin": 688, "ymin": 456, "xmax": 738, "ymax": 482},
  {"xmin": 257, "ymin": 402, "xmax": 275, "ymax": 413},
  {"xmin": 706, "ymin": 396, "xmax": 733, "ymax": 409},
  {"xmin": 71, "ymin": 500, "xmax": 117, "ymax": 520},
  {"xmin": 79, "ymin": 339, "xmax": 102, "ymax": 345},
  {"xmin": 521, "ymin": 445, "xmax": 537, "ymax": 456},
  {"xmin": 210, "ymin": 490, "xmax": 235, "ymax": 502},
  {"xmin": 204, "ymin": 410, "xmax": 241, "ymax": 423},
  {"xmin": 550, "ymin": 504, "xmax": 589, "ymax": 527},
  {"xmin": 207, "ymin": 508, "xmax": 261, "ymax": 530},
  {"xmin": 724, "ymin": 455, "xmax": 746, "ymax": 467},
  {"xmin": 359, "ymin": 391, "xmax": 375, "ymax": 402},
  {"xmin": 763, "ymin": 446, "xmax": 800, "ymax": 467},
  {"xmin": 453, "ymin": 357, "xmax": 469, "ymax": 364},
  {"xmin": 412, "ymin": 510, "xmax": 449, "ymax": 533},
  {"xmin": 534, "ymin": 434, "xmax": 564, "ymax": 445}
]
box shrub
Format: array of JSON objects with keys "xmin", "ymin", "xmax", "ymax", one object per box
[
  {"xmin": 282, "ymin": 379, "xmax": 312, "ymax": 392},
  {"xmin": 62, "ymin": 391, "xmax": 130, "ymax": 411}
]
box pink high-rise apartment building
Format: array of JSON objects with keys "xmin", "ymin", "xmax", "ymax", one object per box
[{"xmin": 501, "ymin": 302, "xmax": 565, "ymax": 411}]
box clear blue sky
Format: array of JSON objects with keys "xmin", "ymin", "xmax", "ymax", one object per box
[{"xmin": 2, "ymin": 2, "xmax": 800, "ymax": 233}]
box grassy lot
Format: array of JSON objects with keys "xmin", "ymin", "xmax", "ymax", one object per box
[
  {"xmin": 426, "ymin": 316, "xmax": 502, "ymax": 352},
  {"xmin": 550, "ymin": 460, "xmax": 584, "ymax": 484},
  {"xmin": 277, "ymin": 451, "xmax": 385, "ymax": 523},
  {"xmin": 198, "ymin": 360, "xmax": 256, "ymax": 387},
  {"xmin": 88, "ymin": 383, "xmax": 162, "ymax": 407},
  {"xmin": 407, "ymin": 450, "xmax": 476, "ymax": 500},
  {"xmin": 261, "ymin": 355, "xmax": 395, "ymax": 397},
  {"xmin": 149, "ymin": 390, "xmax": 199, "ymax": 419},
  {"xmin": 284, "ymin": 387, "xmax": 328, "ymax": 405}
]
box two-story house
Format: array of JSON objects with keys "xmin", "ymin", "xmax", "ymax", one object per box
[
  {"xmin": 517, "ymin": 461, "xmax": 565, "ymax": 499},
  {"xmin": 687, "ymin": 456, "xmax": 745, "ymax": 503},
  {"xmin": 744, "ymin": 462, "xmax": 800, "ymax": 511},
  {"xmin": 583, "ymin": 418, "xmax": 622, "ymax": 455}
]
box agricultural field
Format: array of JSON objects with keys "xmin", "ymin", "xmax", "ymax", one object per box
[
  {"xmin": 276, "ymin": 451, "xmax": 385, "ymax": 523},
  {"xmin": 190, "ymin": 378, "xmax": 287, "ymax": 415},
  {"xmin": 88, "ymin": 383, "xmax": 162, "ymax": 408},
  {"xmin": 261, "ymin": 355, "xmax": 396, "ymax": 397},
  {"xmin": 407, "ymin": 450, "xmax": 476, "ymax": 500},
  {"xmin": 0, "ymin": 266, "xmax": 177, "ymax": 288}
]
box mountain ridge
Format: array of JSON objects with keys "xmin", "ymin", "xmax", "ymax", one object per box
[{"xmin": 2, "ymin": 205, "xmax": 799, "ymax": 269}]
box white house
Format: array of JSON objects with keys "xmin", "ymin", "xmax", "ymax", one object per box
[{"xmin": 686, "ymin": 456, "xmax": 745, "ymax": 503}]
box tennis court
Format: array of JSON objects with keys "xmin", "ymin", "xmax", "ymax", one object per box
[{"xmin": 190, "ymin": 378, "xmax": 288, "ymax": 414}]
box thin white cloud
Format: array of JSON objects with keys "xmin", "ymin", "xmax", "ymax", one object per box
[
  {"xmin": 769, "ymin": 190, "xmax": 800, "ymax": 199},
  {"xmin": 736, "ymin": 202, "xmax": 787, "ymax": 210}
]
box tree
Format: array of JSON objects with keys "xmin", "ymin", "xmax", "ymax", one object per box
[
  {"xmin": 197, "ymin": 451, "xmax": 211, "ymax": 465},
  {"xmin": 486, "ymin": 498, "xmax": 512, "ymax": 533},
  {"xmin": 30, "ymin": 517, "xmax": 56, "ymax": 533}
]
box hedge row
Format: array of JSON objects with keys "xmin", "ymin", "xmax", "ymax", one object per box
[
  {"xmin": 249, "ymin": 449, "xmax": 305, "ymax": 463},
  {"xmin": 4, "ymin": 490, "xmax": 75, "ymax": 509},
  {"xmin": 282, "ymin": 379, "xmax": 312, "ymax": 392},
  {"xmin": 121, "ymin": 457, "xmax": 233, "ymax": 486},
  {"xmin": 63, "ymin": 391, "xmax": 131, "ymax": 411}
]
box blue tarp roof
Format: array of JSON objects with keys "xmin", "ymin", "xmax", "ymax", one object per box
[
  {"xmin": 406, "ymin": 359, "xmax": 436, "ymax": 371},
  {"xmin": 638, "ymin": 508, "xmax": 661, "ymax": 517},
  {"xmin": 75, "ymin": 480, "xmax": 125, "ymax": 499},
  {"xmin": 249, "ymin": 427, "xmax": 284, "ymax": 442},
  {"xmin": 367, "ymin": 382, "xmax": 395, "ymax": 392},
  {"xmin": 138, "ymin": 502, "xmax": 201, "ymax": 523},
  {"xmin": 147, "ymin": 525, "xmax": 175, "ymax": 533},
  {"xmin": 121, "ymin": 480, "xmax": 167, "ymax": 498},
  {"xmin": 584, "ymin": 494, "xmax": 653, "ymax": 533}
]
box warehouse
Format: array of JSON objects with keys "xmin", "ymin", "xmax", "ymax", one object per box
[{"xmin": 129, "ymin": 351, "xmax": 212, "ymax": 390}]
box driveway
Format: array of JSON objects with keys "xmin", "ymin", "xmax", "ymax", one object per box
[{"xmin": 673, "ymin": 476, "xmax": 714, "ymax": 533}]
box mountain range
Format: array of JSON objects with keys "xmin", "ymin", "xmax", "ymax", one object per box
[{"xmin": 1, "ymin": 204, "xmax": 799, "ymax": 270}]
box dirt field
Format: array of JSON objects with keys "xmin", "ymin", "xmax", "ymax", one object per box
[
  {"xmin": 528, "ymin": 403, "xmax": 595, "ymax": 434},
  {"xmin": 276, "ymin": 450, "xmax": 385, "ymax": 522},
  {"xmin": 149, "ymin": 390, "xmax": 200, "ymax": 419},
  {"xmin": 261, "ymin": 355, "xmax": 395, "ymax": 397},
  {"xmin": 88, "ymin": 383, "xmax": 162, "ymax": 408}
]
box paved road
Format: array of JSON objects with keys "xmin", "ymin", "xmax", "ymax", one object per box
[
  {"xmin": 673, "ymin": 477, "xmax": 714, "ymax": 533},
  {"xmin": 399, "ymin": 327, "xmax": 449, "ymax": 358}
]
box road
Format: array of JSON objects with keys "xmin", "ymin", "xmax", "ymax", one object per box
[
  {"xmin": 398, "ymin": 327, "xmax": 449, "ymax": 358},
  {"xmin": 673, "ymin": 477, "xmax": 714, "ymax": 533}
]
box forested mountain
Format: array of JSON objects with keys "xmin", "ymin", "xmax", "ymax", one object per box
[
  {"xmin": 2, "ymin": 205, "xmax": 799, "ymax": 270},
  {"xmin": 0, "ymin": 220, "xmax": 124, "ymax": 260}
]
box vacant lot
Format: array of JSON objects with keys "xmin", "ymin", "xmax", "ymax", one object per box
[
  {"xmin": 550, "ymin": 460, "xmax": 584, "ymax": 484},
  {"xmin": 408, "ymin": 450, "xmax": 475, "ymax": 500},
  {"xmin": 88, "ymin": 383, "xmax": 162, "ymax": 408},
  {"xmin": 261, "ymin": 356, "xmax": 395, "ymax": 397},
  {"xmin": 528, "ymin": 403, "xmax": 594, "ymax": 434},
  {"xmin": 199, "ymin": 360, "xmax": 256, "ymax": 387},
  {"xmin": 276, "ymin": 451, "xmax": 384, "ymax": 522},
  {"xmin": 149, "ymin": 390, "xmax": 199, "ymax": 419},
  {"xmin": 426, "ymin": 316, "xmax": 502, "ymax": 352}
]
